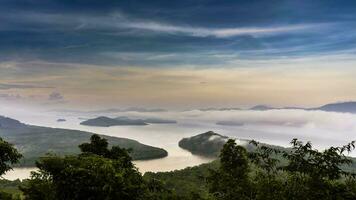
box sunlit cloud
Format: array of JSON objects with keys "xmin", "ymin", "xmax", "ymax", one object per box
[{"xmin": 119, "ymin": 20, "xmax": 317, "ymax": 38}]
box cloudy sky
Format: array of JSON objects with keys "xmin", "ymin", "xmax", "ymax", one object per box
[{"xmin": 1, "ymin": 0, "xmax": 356, "ymax": 110}]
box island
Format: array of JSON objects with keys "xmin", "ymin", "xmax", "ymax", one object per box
[
  {"xmin": 178, "ymin": 131, "xmax": 231, "ymax": 156},
  {"xmin": 178, "ymin": 131, "xmax": 273, "ymax": 157},
  {"xmin": 80, "ymin": 116, "xmax": 177, "ymax": 127},
  {"xmin": 0, "ymin": 115, "xmax": 168, "ymax": 167}
]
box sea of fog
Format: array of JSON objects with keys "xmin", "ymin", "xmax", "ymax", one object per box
[{"xmin": 2, "ymin": 107, "xmax": 356, "ymax": 180}]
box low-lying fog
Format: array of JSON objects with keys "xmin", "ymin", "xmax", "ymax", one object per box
[{"xmin": 2, "ymin": 106, "xmax": 356, "ymax": 180}]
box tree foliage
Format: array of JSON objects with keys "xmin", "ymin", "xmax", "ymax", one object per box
[
  {"xmin": 207, "ymin": 138, "xmax": 356, "ymax": 200},
  {"xmin": 207, "ymin": 140, "xmax": 252, "ymax": 200},
  {"xmin": 0, "ymin": 137, "xmax": 22, "ymax": 176},
  {"xmin": 20, "ymin": 134, "xmax": 152, "ymax": 200},
  {"xmin": 0, "ymin": 137, "xmax": 22, "ymax": 200},
  {"xmin": 7, "ymin": 134, "xmax": 356, "ymax": 200}
]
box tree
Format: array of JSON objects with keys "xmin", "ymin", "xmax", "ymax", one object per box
[
  {"xmin": 207, "ymin": 139, "xmax": 252, "ymax": 200},
  {"xmin": 21, "ymin": 134, "xmax": 146, "ymax": 200},
  {"xmin": 208, "ymin": 138, "xmax": 356, "ymax": 200},
  {"xmin": 0, "ymin": 137, "xmax": 22, "ymax": 200},
  {"xmin": 280, "ymin": 139, "xmax": 356, "ymax": 200},
  {"xmin": 79, "ymin": 134, "xmax": 134, "ymax": 168},
  {"xmin": 0, "ymin": 137, "xmax": 22, "ymax": 176},
  {"xmin": 248, "ymin": 141, "xmax": 284, "ymax": 200},
  {"xmin": 78, "ymin": 134, "xmax": 111, "ymax": 157}
]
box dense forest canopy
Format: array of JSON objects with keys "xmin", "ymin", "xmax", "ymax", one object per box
[{"xmin": 1, "ymin": 135, "xmax": 356, "ymax": 199}]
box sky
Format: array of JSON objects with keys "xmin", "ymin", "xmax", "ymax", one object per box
[{"xmin": 1, "ymin": 0, "xmax": 356, "ymax": 110}]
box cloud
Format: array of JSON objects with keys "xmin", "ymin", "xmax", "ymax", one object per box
[
  {"xmin": 0, "ymin": 83, "xmax": 53, "ymax": 90},
  {"xmin": 88, "ymin": 109, "xmax": 356, "ymax": 152},
  {"xmin": 2, "ymin": 11, "xmax": 321, "ymax": 38},
  {"xmin": 0, "ymin": 10, "xmax": 353, "ymax": 67},
  {"xmin": 0, "ymin": 93, "xmax": 22, "ymax": 100},
  {"xmin": 48, "ymin": 92, "xmax": 64, "ymax": 101},
  {"xmin": 122, "ymin": 21, "xmax": 318, "ymax": 38}
]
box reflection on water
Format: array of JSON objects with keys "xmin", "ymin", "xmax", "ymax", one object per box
[{"xmin": 4, "ymin": 168, "xmax": 37, "ymax": 181}]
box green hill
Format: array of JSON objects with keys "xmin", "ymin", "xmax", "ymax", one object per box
[{"xmin": 179, "ymin": 131, "xmax": 235, "ymax": 156}]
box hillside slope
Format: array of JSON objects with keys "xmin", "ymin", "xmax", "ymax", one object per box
[{"xmin": 0, "ymin": 116, "xmax": 168, "ymax": 166}]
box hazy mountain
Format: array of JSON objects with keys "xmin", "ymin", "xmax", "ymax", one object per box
[
  {"xmin": 50, "ymin": 108, "xmax": 167, "ymax": 114},
  {"xmin": 198, "ymin": 107, "xmax": 241, "ymax": 111},
  {"xmin": 0, "ymin": 116, "xmax": 168, "ymax": 166},
  {"xmin": 242, "ymin": 102, "xmax": 356, "ymax": 114},
  {"xmin": 80, "ymin": 116, "xmax": 148, "ymax": 127},
  {"xmin": 249, "ymin": 105, "xmax": 275, "ymax": 111},
  {"xmin": 90, "ymin": 107, "xmax": 167, "ymax": 113},
  {"xmin": 81, "ymin": 116, "xmax": 176, "ymax": 127},
  {"xmin": 216, "ymin": 121, "xmax": 244, "ymax": 126},
  {"xmin": 311, "ymin": 102, "xmax": 356, "ymax": 113}
]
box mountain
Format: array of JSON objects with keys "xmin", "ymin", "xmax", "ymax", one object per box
[
  {"xmin": 0, "ymin": 116, "xmax": 168, "ymax": 166},
  {"xmin": 179, "ymin": 131, "xmax": 230, "ymax": 156},
  {"xmin": 80, "ymin": 116, "xmax": 148, "ymax": 127},
  {"xmin": 249, "ymin": 105, "xmax": 275, "ymax": 111},
  {"xmin": 198, "ymin": 107, "xmax": 241, "ymax": 111},
  {"xmin": 123, "ymin": 107, "xmax": 167, "ymax": 112},
  {"xmin": 51, "ymin": 108, "xmax": 167, "ymax": 114},
  {"xmin": 246, "ymin": 102, "xmax": 356, "ymax": 113},
  {"xmin": 311, "ymin": 102, "xmax": 356, "ymax": 113},
  {"xmin": 91, "ymin": 107, "xmax": 167, "ymax": 113},
  {"xmin": 81, "ymin": 116, "xmax": 176, "ymax": 127}
]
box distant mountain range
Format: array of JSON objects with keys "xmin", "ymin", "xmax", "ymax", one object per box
[
  {"xmin": 309, "ymin": 102, "xmax": 356, "ymax": 113},
  {"xmin": 91, "ymin": 107, "xmax": 168, "ymax": 113},
  {"xmin": 51, "ymin": 107, "xmax": 167, "ymax": 114},
  {"xmin": 198, "ymin": 107, "xmax": 241, "ymax": 111},
  {"xmin": 198, "ymin": 102, "xmax": 356, "ymax": 114},
  {"xmin": 0, "ymin": 116, "xmax": 168, "ymax": 166},
  {"xmin": 80, "ymin": 116, "xmax": 177, "ymax": 127}
]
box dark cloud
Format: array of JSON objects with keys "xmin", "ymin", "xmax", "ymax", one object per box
[
  {"xmin": 48, "ymin": 92, "xmax": 64, "ymax": 101},
  {"xmin": 0, "ymin": 0, "xmax": 355, "ymax": 67}
]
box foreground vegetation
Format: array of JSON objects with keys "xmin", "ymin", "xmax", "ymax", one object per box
[{"xmin": 1, "ymin": 133, "xmax": 356, "ymax": 199}]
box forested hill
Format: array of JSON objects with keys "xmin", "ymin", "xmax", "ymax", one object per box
[
  {"xmin": 178, "ymin": 131, "xmax": 356, "ymax": 171},
  {"xmin": 0, "ymin": 116, "xmax": 168, "ymax": 166},
  {"xmin": 179, "ymin": 131, "xmax": 229, "ymax": 156}
]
